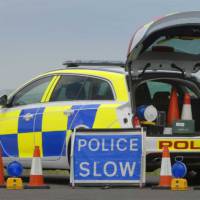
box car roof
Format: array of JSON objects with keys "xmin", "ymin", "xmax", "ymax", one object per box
[{"xmin": 45, "ymin": 66, "xmax": 127, "ymax": 75}]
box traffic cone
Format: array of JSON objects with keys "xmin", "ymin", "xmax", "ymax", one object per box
[
  {"xmin": 167, "ymin": 88, "xmax": 180, "ymax": 126},
  {"xmin": 25, "ymin": 146, "xmax": 49, "ymax": 189},
  {"xmin": 181, "ymin": 93, "xmax": 192, "ymax": 120},
  {"xmin": 0, "ymin": 145, "xmax": 5, "ymax": 188},
  {"xmin": 152, "ymin": 146, "xmax": 172, "ymax": 189}
]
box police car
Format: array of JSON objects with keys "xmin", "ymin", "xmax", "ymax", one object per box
[
  {"xmin": 0, "ymin": 61, "xmax": 132, "ymax": 170},
  {"xmin": 1, "ymin": 11, "xmax": 200, "ymax": 174}
]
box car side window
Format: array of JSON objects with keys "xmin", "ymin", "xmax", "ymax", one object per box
[
  {"xmin": 11, "ymin": 76, "xmax": 53, "ymax": 107},
  {"xmin": 50, "ymin": 75, "xmax": 114, "ymax": 101}
]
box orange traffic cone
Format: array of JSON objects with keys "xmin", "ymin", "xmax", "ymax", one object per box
[
  {"xmin": 181, "ymin": 93, "xmax": 192, "ymax": 120},
  {"xmin": 167, "ymin": 88, "xmax": 180, "ymax": 126},
  {"xmin": 25, "ymin": 146, "xmax": 49, "ymax": 189},
  {"xmin": 152, "ymin": 146, "xmax": 172, "ymax": 189},
  {"xmin": 159, "ymin": 146, "xmax": 172, "ymax": 188},
  {"xmin": 0, "ymin": 145, "xmax": 5, "ymax": 188}
]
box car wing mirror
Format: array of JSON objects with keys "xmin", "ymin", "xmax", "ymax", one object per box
[{"xmin": 0, "ymin": 95, "xmax": 8, "ymax": 106}]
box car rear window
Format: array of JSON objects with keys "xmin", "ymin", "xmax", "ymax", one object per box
[{"xmin": 147, "ymin": 36, "xmax": 200, "ymax": 55}]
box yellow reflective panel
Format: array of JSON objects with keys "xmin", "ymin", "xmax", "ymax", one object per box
[
  {"xmin": 34, "ymin": 132, "xmax": 43, "ymax": 156},
  {"xmin": 18, "ymin": 132, "xmax": 43, "ymax": 158},
  {"xmin": 0, "ymin": 109, "xmax": 20, "ymax": 135},
  {"xmin": 42, "ymin": 76, "xmax": 61, "ymax": 102},
  {"xmin": 157, "ymin": 139, "xmax": 200, "ymax": 152},
  {"xmin": 103, "ymin": 73, "xmax": 128, "ymax": 102},
  {"xmin": 42, "ymin": 105, "xmax": 71, "ymax": 132},
  {"xmin": 18, "ymin": 133, "xmax": 34, "ymax": 158},
  {"xmin": 93, "ymin": 104, "xmax": 121, "ymax": 128}
]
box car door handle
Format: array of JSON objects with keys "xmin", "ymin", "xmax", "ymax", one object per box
[
  {"xmin": 23, "ymin": 113, "xmax": 34, "ymax": 121},
  {"xmin": 64, "ymin": 109, "xmax": 74, "ymax": 116}
]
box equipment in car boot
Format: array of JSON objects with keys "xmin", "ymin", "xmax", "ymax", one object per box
[
  {"xmin": 136, "ymin": 105, "xmax": 158, "ymax": 122},
  {"xmin": 132, "ymin": 115, "xmax": 141, "ymax": 128},
  {"xmin": 172, "ymin": 120, "xmax": 195, "ymax": 134},
  {"xmin": 157, "ymin": 111, "xmax": 166, "ymax": 127},
  {"xmin": 181, "ymin": 93, "xmax": 192, "ymax": 120},
  {"xmin": 167, "ymin": 88, "xmax": 180, "ymax": 126},
  {"xmin": 172, "ymin": 93, "xmax": 195, "ymax": 134}
]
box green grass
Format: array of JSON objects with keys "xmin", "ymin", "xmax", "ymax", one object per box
[
  {"xmin": 147, "ymin": 169, "xmax": 160, "ymax": 176},
  {"xmin": 4, "ymin": 168, "xmax": 159, "ymax": 177}
]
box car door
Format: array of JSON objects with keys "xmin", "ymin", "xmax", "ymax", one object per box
[
  {"xmin": 43, "ymin": 74, "xmax": 122, "ymax": 165},
  {"xmin": 38, "ymin": 75, "xmax": 91, "ymax": 161},
  {"xmin": 127, "ymin": 11, "xmax": 200, "ymax": 76},
  {"xmin": 0, "ymin": 75, "xmax": 55, "ymax": 161}
]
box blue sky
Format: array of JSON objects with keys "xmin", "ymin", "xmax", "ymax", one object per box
[{"xmin": 0, "ymin": 0, "xmax": 199, "ymax": 89}]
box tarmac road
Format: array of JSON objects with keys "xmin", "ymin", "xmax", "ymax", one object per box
[{"xmin": 0, "ymin": 175, "xmax": 200, "ymax": 200}]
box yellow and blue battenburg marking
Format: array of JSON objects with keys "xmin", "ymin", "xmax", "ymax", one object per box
[
  {"xmin": 18, "ymin": 107, "xmax": 44, "ymax": 133},
  {"xmin": 0, "ymin": 134, "xmax": 18, "ymax": 157},
  {"xmin": 0, "ymin": 104, "xmax": 103, "ymax": 158},
  {"xmin": 67, "ymin": 104, "xmax": 100, "ymax": 129}
]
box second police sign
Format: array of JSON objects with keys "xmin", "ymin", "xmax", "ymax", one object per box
[{"xmin": 70, "ymin": 129, "xmax": 146, "ymax": 186}]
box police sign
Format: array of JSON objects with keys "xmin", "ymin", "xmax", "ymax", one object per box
[{"xmin": 70, "ymin": 129, "xmax": 145, "ymax": 186}]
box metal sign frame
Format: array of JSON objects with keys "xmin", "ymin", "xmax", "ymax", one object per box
[{"xmin": 70, "ymin": 128, "xmax": 146, "ymax": 187}]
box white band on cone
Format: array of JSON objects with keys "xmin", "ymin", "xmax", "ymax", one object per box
[
  {"xmin": 30, "ymin": 158, "xmax": 43, "ymax": 175},
  {"xmin": 160, "ymin": 158, "xmax": 172, "ymax": 176},
  {"xmin": 181, "ymin": 105, "xmax": 192, "ymax": 120}
]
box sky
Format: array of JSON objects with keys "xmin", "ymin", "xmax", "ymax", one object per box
[{"xmin": 0, "ymin": 0, "xmax": 199, "ymax": 89}]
